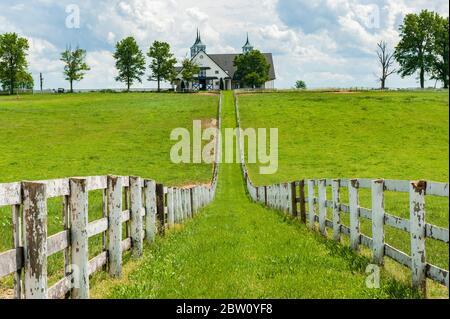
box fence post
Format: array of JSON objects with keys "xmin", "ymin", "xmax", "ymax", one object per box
[
  {"xmin": 299, "ymin": 180, "xmax": 307, "ymax": 224},
  {"xmin": 307, "ymin": 180, "xmax": 316, "ymax": 230},
  {"xmin": 349, "ymin": 179, "xmax": 360, "ymax": 251},
  {"xmin": 372, "ymin": 179, "xmax": 385, "ymax": 265},
  {"xmin": 69, "ymin": 178, "xmax": 89, "ymax": 299},
  {"xmin": 332, "ymin": 179, "xmax": 341, "ymax": 242},
  {"xmin": 410, "ymin": 181, "xmax": 427, "ymax": 296},
  {"xmin": 318, "ymin": 179, "xmax": 327, "ymax": 236},
  {"xmin": 130, "ymin": 176, "xmax": 143, "ymax": 258},
  {"xmin": 107, "ymin": 176, "xmax": 122, "ymax": 278},
  {"xmin": 12, "ymin": 203, "xmax": 22, "ymax": 299},
  {"xmin": 156, "ymin": 184, "xmax": 165, "ymax": 235},
  {"xmin": 290, "ymin": 182, "xmax": 298, "ymax": 217},
  {"xmin": 144, "ymin": 180, "xmax": 156, "ymax": 243},
  {"xmin": 264, "ymin": 186, "xmax": 268, "ymax": 206},
  {"xmin": 167, "ymin": 188, "xmax": 175, "ymax": 228},
  {"xmin": 22, "ymin": 182, "xmax": 48, "ymax": 299},
  {"xmin": 189, "ymin": 188, "xmax": 195, "ymax": 218}
]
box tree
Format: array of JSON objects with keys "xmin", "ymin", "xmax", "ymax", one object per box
[
  {"xmin": 394, "ymin": 10, "xmax": 437, "ymax": 89},
  {"xmin": 376, "ymin": 41, "xmax": 396, "ymax": 90},
  {"xmin": 1, "ymin": 70, "xmax": 34, "ymax": 92},
  {"xmin": 180, "ymin": 58, "xmax": 199, "ymax": 91},
  {"xmin": 234, "ymin": 50, "xmax": 270, "ymax": 88},
  {"xmin": 60, "ymin": 46, "xmax": 90, "ymax": 93},
  {"xmin": 430, "ymin": 16, "xmax": 449, "ymax": 88},
  {"xmin": 113, "ymin": 37, "xmax": 146, "ymax": 92},
  {"xmin": 0, "ymin": 33, "xmax": 30, "ymax": 95},
  {"xmin": 295, "ymin": 80, "xmax": 307, "ymax": 89},
  {"xmin": 147, "ymin": 41, "xmax": 177, "ymax": 92}
]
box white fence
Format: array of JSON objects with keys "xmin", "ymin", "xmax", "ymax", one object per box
[
  {"xmin": 0, "ymin": 93, "xmax": 222, "ymax": 299},
  {"xmin": 234, "ymin": 91, "xmax": 449, "ymax": 295}
]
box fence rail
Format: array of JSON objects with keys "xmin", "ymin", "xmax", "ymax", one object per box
[
  {"xmin": 234, "ymin": 91, "xmax": 449, "ymax": 295},
  {"xmin": 0, "ymin": 93, "xmax": 222, "ymax": 299}
]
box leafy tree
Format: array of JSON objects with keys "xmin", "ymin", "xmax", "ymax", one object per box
[
  {"xmin": 60, "ymin": 46, "xmax": 90, "ymax": 93},
  {"xmin": 376, "ymin": 41, "xmax": 396, "ymax": 90},
  {"xmin": 394, "ymin": 10, "xmax": 437, "ymax": 88},
  {"xmin": 1, "ymin": 70, "xmax": 34, "ymax": 92},
  {"xmin": 234, "ymin": 50, "xmax": 270, "ymax": 88},
  {"xmin": 147, "ymin": 41, "xmax": 177, "ymax": 92},
  {"xmin": 113, "ymin": 37, "xmax": 146, "ymax": 92},
  {"xmin": 180, "ymin": 58, "xmax": 199, "ymax": 90},
  {"xmin": 430, "ymin": 16, "xmax": 449, "ymax": 88},
  {"xmin": 295, "ymin": 80, "xmax": 307, "ymax": 89},
  {"xmin": 0, "ymin": 33, "xmax": 30, "ymax": 95}
]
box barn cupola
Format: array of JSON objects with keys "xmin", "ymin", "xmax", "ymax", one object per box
[
  {"xmin": 242, "ymin": 33, "xmax": 254, "ymax": 54},
  {"xmin": 191, "ymin": 29, "xmax": 207, "ymax": 57}
]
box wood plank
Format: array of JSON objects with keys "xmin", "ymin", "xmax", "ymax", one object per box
[
  {"xmin": 88, "ymin": 252, "xmax": 108, "ymax": 276},
  {"xmin": 87, "ymin": 218, "xmax": 108, "ymax": 238},
  {"xmin": 332, "ymin": 180, "xmax": 341, "ymax": 242},
  {"xmin": 47, "ymin": 231, "xmax": 69, "ymax": 257},
  {"xmin": 121, "ymin": 210, "xmax": 130, "ymax": 223},
  {"xmin": 69, "ymin": 178, "xmax": 90, "ymax": 299},
  {"xmin": 384, "ymin": 180, "xmax": 410, "ymax": 193},
  {"xmin": 0, "ymin": 182, "xmax": 21, "ymax": 206},
  {"xmin": 107, "ymin": 176, "xmax": 123, "ymax": 278},
  {"xmin": 86, "ymin": 176, "xmax": 107, "ymax": 191},
  {"xmin": 42, "ymin": 178, "xmax": 70, "ymax": 198},
  {"xmin": 349, "ymin": 179, "xmax": 360, "ymax": 251},
  {"xmin": 385, "ymin": 244, "xmax": 411, "ymax": 269},
  {"xmin": 48, "ymin": 276, "xmax": 72, "ymax": 299},
  {"xmin": 23, "ymin": 182, "xmax": 48, "ymax": 299},
  {"xmin": 410, "ymin": 181, "xmax": 427, "ymax": 295},
  {"xmin": 361, "ymin": 234, "xmax": 373, "ymax": 249},
  {"xmin": 318, "ymin": 179, "xmax": 327, "ymax": 236},
  {"xmin": 426, "ymin": 182, "xmax": 449, "ymax": 197},
  {"xmin": 426, "ymin": 264, "xmax": 449, "ymax": 288},
  {"xmin": 372, "ymin": 180, "xmax": 385, "ymax": 265},
  {"xmin": 130, "ymin": 176, "xmax": 143, "ymax": 258},
  {"xmin": 385, "ymin": 213, "xmax": 410, "ymax": 232},
  {"xmin": 426, "ymin": 224, "xmax": 449, "ymax": 244},
  {"xmin": 121, "ymin": 238, "xmax": 132, "ymax": 252},
  {"xmin": 0, "ymin": 248, "xmax": 23, "ymax": 278}
]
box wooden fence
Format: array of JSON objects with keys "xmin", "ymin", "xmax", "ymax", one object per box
[
  {"xmin": 0, "ymin": 93, "xmax": 222, "ymax": 299},
  {"xmin": 234, "ymin": 91, "xmax": 449, "ymax": 295}
]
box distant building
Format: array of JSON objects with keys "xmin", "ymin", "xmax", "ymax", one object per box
[{"xmin": 174, "ymin": 30, "xmax": 276, "ymax": 91}]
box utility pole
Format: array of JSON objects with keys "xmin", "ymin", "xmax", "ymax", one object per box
[{"xmin": 40, "ymin": 73, "xmax": 44, "ymax": 93}]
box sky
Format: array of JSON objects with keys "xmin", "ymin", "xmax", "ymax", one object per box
[{"xmin": 0, "ymin": 0, "xmax": 448, "ymax": 90}]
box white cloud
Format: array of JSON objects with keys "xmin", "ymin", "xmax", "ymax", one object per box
[{"xmin": 0, "ymin": 0, "xmax": 448, "ymax": 89}]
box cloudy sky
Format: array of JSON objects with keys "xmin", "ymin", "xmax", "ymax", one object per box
[{"xmin": 0, "ymin": 0, "xmax": 448, "ymax": 89}]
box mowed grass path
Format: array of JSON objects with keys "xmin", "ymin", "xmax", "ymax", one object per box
[{"xmin": 93, "ymin": 92, "xmax": 418, "ymax": 299}]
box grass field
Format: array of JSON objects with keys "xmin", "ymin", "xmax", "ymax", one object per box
[
  {"xmin": 0, "ymin": 90, "xmax": 447, "ymax": 299},
  {"xmin": 0, "ymin": 92, "xmax": 218, "ymax": 295},
  {"xmin": 92, "ymin": 91, "xmax": 419, "ymax": 299},
  {"xmin": 237, "ymin": 90, "xmax": 449, "ymax": 296}
]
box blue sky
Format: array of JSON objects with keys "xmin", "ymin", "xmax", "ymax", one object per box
[{"xmin": 0, "ymin": 0, "xmax": 448, "ymax": 89}]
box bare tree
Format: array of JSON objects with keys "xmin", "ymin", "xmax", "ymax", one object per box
[{"xmin": 376, "ymin": 41, "xmax": 396, "ymax": 89}]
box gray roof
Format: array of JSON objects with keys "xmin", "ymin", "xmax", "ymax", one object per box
[{"xmin": 208, "ymin": 53, "xmax": 276, "ymax": 81}]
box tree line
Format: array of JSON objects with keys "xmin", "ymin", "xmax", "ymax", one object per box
[
  {"xmin": 0, "ymin": 9, "xmax": 448, "ymax": 94},
  {"xmin": 377, "ymin": 10, "xmax": 448, "ymax": 89},
  {"xmin": 0, "ymin": 31, "xmax": 271, "ymax": 94}
]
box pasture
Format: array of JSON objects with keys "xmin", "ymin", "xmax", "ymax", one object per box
[
  {"xmin": 0, "ymin": 92, "xmax": 217, "ymax": 295},
  {"xmin": 237, "ymin": 90, "xmax": 449, "ymax": 297}
]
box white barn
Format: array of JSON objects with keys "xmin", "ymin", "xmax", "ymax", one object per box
[{"xmin": 174, "ymin": 31, "xmax": 276, "ymax": 91}]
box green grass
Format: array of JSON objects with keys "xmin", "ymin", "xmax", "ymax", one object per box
[
  {"xmin": 237, "ymin": 91, "xmax": 449, "ymax": 294},
  {"xmin": 0, "ymin": 92, "xmax": 217, "ymax": 294},
  {"xmin": 93, "ymin": 92, "xmax": 419, "ymax": 299}
]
